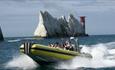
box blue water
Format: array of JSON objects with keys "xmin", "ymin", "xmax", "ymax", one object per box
[{"xmin": 0, "ymin": 35, "xmax": 115, "ymax": 70}]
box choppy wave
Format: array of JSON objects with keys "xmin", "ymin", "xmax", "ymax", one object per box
[
  {"xmin": 5, "ymin": 54, "xmax": 38, "ymax": 70},
  {"xmin": 56, "ymin": 42, "xmax": 115, "ymax": 69}
]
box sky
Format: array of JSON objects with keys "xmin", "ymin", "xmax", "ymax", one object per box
[{"xmin": 0, "ymin": 0, "xmax": 115, "ymax": 37}]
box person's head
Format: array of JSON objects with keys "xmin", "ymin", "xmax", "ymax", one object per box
[{"xmin": 70, "ymin": 37, "xmax": 74, "ymax": 40}]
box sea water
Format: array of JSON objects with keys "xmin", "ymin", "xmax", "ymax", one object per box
[{"xmin": 0, "ymin": 35, "xmax": 115, "ymax": 70}]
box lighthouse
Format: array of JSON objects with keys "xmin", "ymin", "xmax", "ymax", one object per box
[{"xmin": 80, "ymin": 16, "xmax": 86, "ymax": 35}]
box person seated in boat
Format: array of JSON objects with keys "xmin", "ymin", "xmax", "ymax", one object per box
[
  {"xmin": 69, "ymin": 44, "xmax": 74, "ymax": 51},
  {"xmin": 59, "ymin": 40, "xmax": 66, "ymax": 49},
  {"xmin": 48, "ymin": 42, "xmax": 53, "ymax": 47},
  {"xmin": 49, "ymin": 42, "xmax": 62, "ymax": 49},
  {"xmin": 49, "ymin": 44, "xmax": 54, "ymax": 47},
  {"xmin": 53, "ymin": 42, "xmax": 60, "ymax": 48},
  {"xmin": 49, "ymin": 41, "xmax": 74, "ymax": 51},
  {"xmin": 64, "ymin": 40, "xmax": 76, "ymax": 51},
  {"xmin": 59, "ymin": 43, "xmax": 65, "ymax": 50},
  {"xmin": 64, "ymin": 40, "xmax": 71, "ymax": 50}
]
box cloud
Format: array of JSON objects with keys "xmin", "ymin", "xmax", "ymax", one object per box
[{"xmin": 1, "ymin": 0, "xmax": 115, "ymax": 15}]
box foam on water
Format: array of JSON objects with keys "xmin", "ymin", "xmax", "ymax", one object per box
[
  {"xmin": 5, "ymin": 54, "xmax": 38, "ymax": 70},
  {"xmin": 56, "ymin": 42, "xmax": 115, "ymax": 69},
  {"xmin": 7, "ymin": 39, "xmax": 21, "ymax": 42}
]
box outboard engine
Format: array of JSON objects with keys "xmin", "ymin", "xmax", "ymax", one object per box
[{"xmin": 23, "ymin": 42, "xmax": 32, "ymax": 55}]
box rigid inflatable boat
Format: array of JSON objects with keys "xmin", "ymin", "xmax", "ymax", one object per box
[{"xmin": 20, "ymin": 42, "xmax": 92, "ymax": 64}]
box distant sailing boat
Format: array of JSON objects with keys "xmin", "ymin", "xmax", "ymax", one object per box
[{"xmin": 0, "ymin": 26, "xmax": 4, "ymax": 41}]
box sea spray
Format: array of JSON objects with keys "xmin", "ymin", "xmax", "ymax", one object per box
[
  {"xmin": 91, "ymin": 44, "xmax": 109, "ymax": 59},
  {"xmin": 56, "ymin": 42, "xmax": 115, "ymax": 69},
  {"xmin": 5, "ymin": 54, "xmax": 38, "ymax": 70},
  {"xmin": 105, "ymin": 42, "xmax": 115, "ymax": 49},
  {"xmin": 80, "ymin": 45, "xmax": 91, "ymax": 54}
]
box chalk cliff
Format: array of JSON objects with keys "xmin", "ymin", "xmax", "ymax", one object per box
[
  {"xmin": 34, "ymin": 11, "xmax": 86, "ymax": 37},
  {"xmin": 68, "ymin": 14, "xmax": 83, "ymax": 36}
]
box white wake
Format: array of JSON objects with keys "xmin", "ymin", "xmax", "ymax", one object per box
[
  {"xmin": 7, "ymin": 39, "xmax": 21, "ymax": 42},
  {"xmin": 56, "ymin": 42, "xmax": 115, "ymax": 69},
  {"xmin": 5, "ymin": 54, "xmax": 38, "ymax": 70}
]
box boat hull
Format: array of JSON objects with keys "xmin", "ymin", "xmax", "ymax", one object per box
[{"xmin": 20, "ymin": 44, "xmax": 91, "ymax": 64}]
